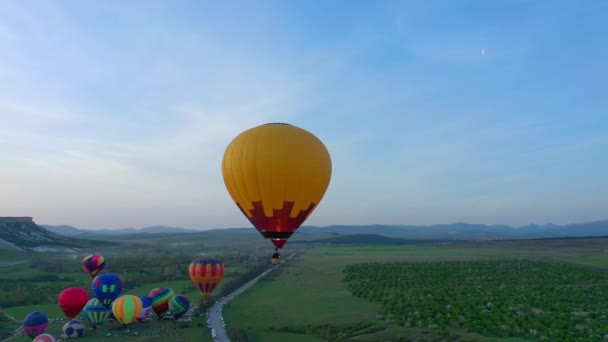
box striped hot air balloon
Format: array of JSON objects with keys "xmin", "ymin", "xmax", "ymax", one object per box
[
  {"xmin": 82, "ymin": 298, "xmax": 111, "ymax": 327},
  {"xmin": 111, "ymin": 295, "xmax": 143, "ymax": 326},
  {"xmin": 189, "ymin": 258, "xmax": 224, "ymax": 299}
]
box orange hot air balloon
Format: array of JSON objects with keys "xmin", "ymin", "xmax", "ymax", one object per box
[
  {"xmin": 222, "ymin": 123, "xmax": 332, "ymax": 258},
  {"xmin": 189, "ymin": 258, "xmax": 224, "ymax": 299}
]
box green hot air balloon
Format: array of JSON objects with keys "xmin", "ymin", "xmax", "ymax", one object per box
[{"xmin": 168, "ymin": 294, "xmax": 190, "ymax": 320}]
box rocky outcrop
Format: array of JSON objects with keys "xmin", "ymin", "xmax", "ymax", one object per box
[{"xmin": 0, "ymin": 216, "xmax": 75, "ymax": 252}]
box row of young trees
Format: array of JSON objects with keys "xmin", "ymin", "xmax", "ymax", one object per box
[{"xmin": 344, "ymin": 260, "xmax": 608, "ymax": 340}]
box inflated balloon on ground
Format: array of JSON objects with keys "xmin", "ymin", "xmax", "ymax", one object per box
[
  {"xmin": 148, "ymin": 287, "xmax": 175, "ymax": 319},
  {"xmin": 58, "ymin": 287, "xmax": 88, "ymax": 319},
  {"xmin": 61, "ymin": 319, "xmax": 85, "ymax": 339},
  {"xmin": 32, "ymin": 333, "xmax": 56, "ymax": 342},
  {"xmin": 137, "ymin": 295, "xmax": 152, "ymax": 322},
  {"xmin": 82, "ymin": 298, "xmax": 111, "ymax": 327},
  {"xmin": 112, "ymin": 295, "xmax": 143, "ymax": 326},
  {"xmin": 92, "ymin": 273, "xmax": 123, "ymax": 306},
  {"xmin": 22, "ymin": 311, "xmax": 49, "ymax": 338},
  {"xmin": 168, "ymin": 294, "xmax": 190, "ymax": 320}
]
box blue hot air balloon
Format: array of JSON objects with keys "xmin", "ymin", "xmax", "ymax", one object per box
[{"xmin": 92, "ymin": 273, "xmax": 123, "ymax": 307}]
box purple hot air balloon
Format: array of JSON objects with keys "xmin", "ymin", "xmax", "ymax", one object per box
[
  {"xmin": 22, "ymin": 311, "xmax": 49, "ymax": 338},
  {"xmin": 137, "ymin": 296, "xmax": 152, "ymax": 322}
]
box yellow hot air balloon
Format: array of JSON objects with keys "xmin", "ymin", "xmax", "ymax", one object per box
[{"xmin": 222, "ymin": 123, "xmax": 332, "ymax": 260}]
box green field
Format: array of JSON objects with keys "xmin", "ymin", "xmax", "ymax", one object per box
[
  {"xmin": 224, "ymin": 252, "xmax": 380, "ymax": 341},
  {"xmin": 565, "ymin": 255, "xmax": 608, "ymax": 267},
  {"xmin": 224, "ymin": 243, "xmax": 608, "ymax": 341}
]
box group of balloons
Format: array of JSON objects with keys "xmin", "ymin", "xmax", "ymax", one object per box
[
  {"xmin": 21, "ymin": 123, "xmax": 331, "ymax": 340},
  {"xmin": 22, "ymin": 254, "xmax": 225, "ymax": 340}
]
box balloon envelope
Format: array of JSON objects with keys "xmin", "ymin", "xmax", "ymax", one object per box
[
  {"xmin": 22, "ymin": 311, "xmax": 49, "ymax": 338},
  {"xmin": 148, "ymin": 288, "xmax": 175, "ymax": 319},
  {"xmin": 189, "ymin": 258, "xmax": 224, "ymax": 299},
  {"xmin": 82, "ymin": 254, "xmax": 105, "ymax": 278},
  {"xmin": 137, "ymin": 296, "xmax": 152, "ymax": 321},
  {"xmin": 92, "ymin": 273, "xmax": 123, "ymax": 306},
  {"xmin": 58, "ymin": 287, "xmax": 89, "ymax": 319},
  {"xmin": 82, "ymin": 298, "xmax": 111, "ymax": 327},
  {"xmin": 32, "ymin": 333, "xmax": 57, "ymax": 342},
  {"xmin": 61, "ymin": 319, "xmax": 85, "ymax": 339},
  {"xmin": 112, "ymin": 295, "xmax": 143, "ymax": 326},
  {"xmin": 168, "ymin": 294, "xmax": 190, "ymax": 320},
  {"xmin": 222, "ymin": 123, "xmax": 332, "ymax": 249}
]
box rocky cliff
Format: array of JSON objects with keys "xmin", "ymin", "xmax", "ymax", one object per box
[{"xmin": 0, "ymin": 217, "xmax": 77, "ymax": 252}]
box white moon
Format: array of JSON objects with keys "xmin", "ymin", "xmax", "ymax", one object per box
[{"xmin": 481, "ymin": 49, "xmax": 486, "ymax": 55}]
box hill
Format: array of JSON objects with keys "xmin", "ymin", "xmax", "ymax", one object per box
[
  {"xmin": 298, "ymin": 220, "xmax": 608, "ymax": 240},
  {"xmin": 296, "ymin": 234, "xmax": 447, "ymax": 245},
  {"xmin": 1, "ymin": 217, "xmax": 114, "ymax": 252},
  {"xmin": 0, "ymin": 217, "xmax": 75, "ymax": 251},
  {"xmin": 43, "ymin": 224, "xmax": 201, "ymax": 236}
]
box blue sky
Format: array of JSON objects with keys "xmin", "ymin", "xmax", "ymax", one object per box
[{"xmin": 1, "ymin": 1, "xmax": 606, "ymax": 229}]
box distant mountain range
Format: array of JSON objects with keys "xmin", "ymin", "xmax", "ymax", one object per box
[
  {"xmin": 298, "ymin": 221, "xmax": 608, "ymax": 240},
  {"xmin": 43, "ymin": 220, "xmax": 608, "ymax": 241},
  {"xmin": 42, "ymin": 225, "xmax": 200, "ymax": 236},
  {"xmin": 293, "ymin": 234, "xmax": 447, "ymax": 246}
]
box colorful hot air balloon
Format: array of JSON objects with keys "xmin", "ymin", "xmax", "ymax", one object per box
[
  {"xmin": 82, "ymin": 298, "xmax": 111, "ymax": 328},
  {"xmin": 60, "ymin": 319, "xmax": 85, "ymax": 339},
  {"xmin": 22, "ymin": 311, "xmax": 49, "ymax": 338},
  {"xmin": 92, "ymin": 273, "xmax": 123, "ymax": 306},
  {"xmin": 189, "ymin": 258, "xmax": 224, "ymax": 299},
  {"xmin": 137, "ymin": 296, "xmax": 152, "ymax": 322},
  {"xmin": 168, "ymin": 294, "xmax": 190, "ymax": 320},
  {"xmin": 148, "ymin": 288, "xmax": 175, "ymax": 319},
  {"xmin": 222, "ymin": 123, "xmax": 332, "ymax": 259},
  {"xmin": 32, "ymin": 333, "xmax": 57, "ymax": 342},
  {"xmin": 58, "ymin": 287, "xmax": 89, "ymax": 319},
  {"xmin": 112, "ymin": 295, "xmax": 143, "ymax": 326},
  {"xmin": 82, "ymin": 254, "xmax": 105, "ymax": 278}
]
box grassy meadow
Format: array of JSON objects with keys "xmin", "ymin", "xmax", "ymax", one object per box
[{"xmin": 224, "ymin": 240, "xmax": 608, "ymax": 341}]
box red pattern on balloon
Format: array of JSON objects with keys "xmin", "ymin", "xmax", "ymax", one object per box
[{"xmin": 237, "ymin": 201, "xmax": 316, "ymax": 248}]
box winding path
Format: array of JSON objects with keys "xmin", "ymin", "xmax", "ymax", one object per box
[{"xmin": 206, "ymin": 254, "xmax": 295, "ymax": 342}]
